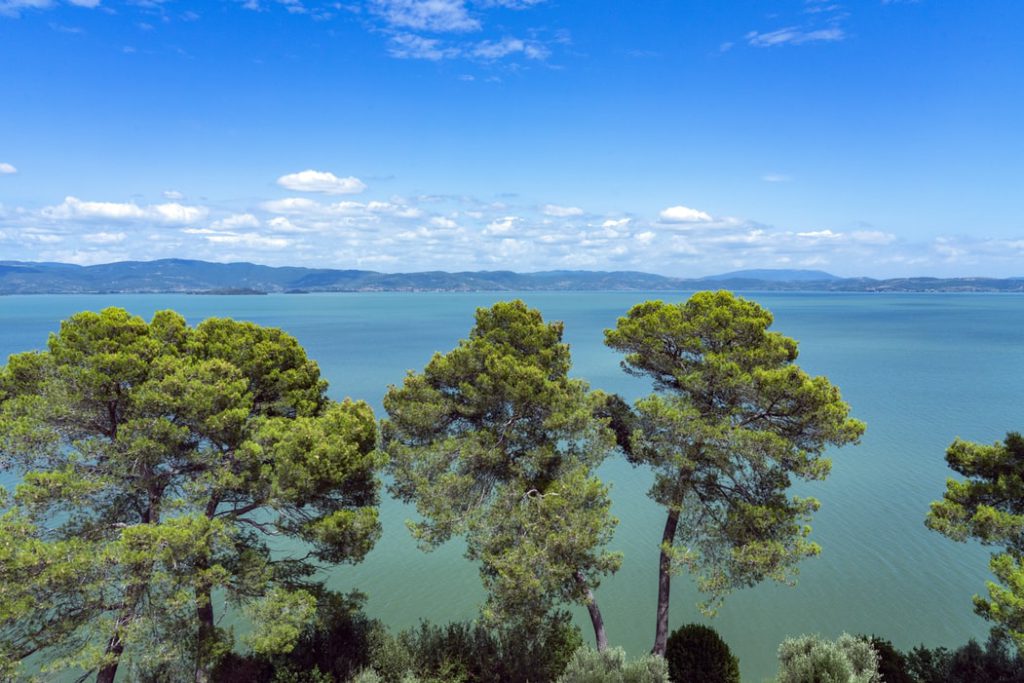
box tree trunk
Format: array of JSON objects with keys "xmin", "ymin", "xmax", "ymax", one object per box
[
  {"xmin": 95, "ymin": 629, "xmax": 125, "ymax": 683},
  {"xmin": 195, "ymin": 496, "xmax": 219, "ymax": 683},
  {"xmin": 652, "ymin": 507, "xmax": 680, "ymax": 656},
  {"xmin": 195, "ymin": 581, "xmax": 214, "ymax": 683},
  {"xmin": 574, "ymin": 570, "xmax": 609, "ymax": 652}
]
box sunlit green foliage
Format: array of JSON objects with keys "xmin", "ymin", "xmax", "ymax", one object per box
[
  {"xmin": 0, "ymin": 307, "xmax": 382, "ymax": 681},
  {"xmin": 604, "ymin": 291, "xmax": 864, "ymax": 652},
  {"xmin": 927, "ymin": 432, "xmax": 1024, "ymax": 648},
  {"xmin": 382, "ymin": 301, "xmax": 620, "ymax": 641}
]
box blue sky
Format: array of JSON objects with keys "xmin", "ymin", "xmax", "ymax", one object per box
[{"xmin": 1, "ymin": 0, "xmax": 1022, "ymax": 277}]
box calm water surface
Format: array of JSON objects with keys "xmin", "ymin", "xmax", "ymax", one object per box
[{"xmin": 2, "ymin": 292, "xmax": 1021, "ymax": 681}]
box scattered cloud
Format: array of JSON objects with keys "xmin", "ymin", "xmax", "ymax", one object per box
[
  {"xmin": 471, "ymin": 36, "xmax": 548, "ymax": 60},
  {"xmin": 41, "ymin": 196, "xmax": 207, "ymax": 224},
  {"xmin": 162, "ymin": 189, "xmax": 184, "ymax": 200},
  {"xmin": 746, "ymin": 26, "xmax": 845, "ymax": 47},
  {"xmin": 82, "ymin": 231, "xmax": 127, "ymax": 244},
  {"xmin": 372, "ymin": 0, "xmax": 480, "ymax": 33},
  {"xmin": 0, "ymin": 162, "xmax": 16, "ymax": 175},
  {"xmin": 2, "ymin": 174, "xmax": 1019, "ymax": 278},
  {"xmin": 277, "ymin": 169, "xmax": 367, "ymax": 195},
  {"xmin": 542, "ymin": 204, "xmax": 584, "ymax": 217},
  {"xmin": 659, "ymin": 205, "xmax": 713, "ymax": 224},
  {"xmin": 389, "ymin": 33, "xmax": 461, "ymax": 60}
]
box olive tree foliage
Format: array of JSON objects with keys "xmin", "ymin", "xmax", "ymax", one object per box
[
  {"xmin": 927, "ymin": 432, "xmax": 1024, "ymax": 648},
  {"xmin": 774, "ymin": 634, "xmax": 881, "ymax": 683},
  {"xmin": 0, "ymin": 308, "xmax": 383, "ymax": 682},
  {"xmin": 604, "ymin": 291, "xmax": 864, "ymax": 654},
  {"xmin": 382, "ymin": 301, "xmax": 621, "ymax": 648},
  {"xmin": 556, "ymin": 647, "xmax": 670, "ymax": 683}
]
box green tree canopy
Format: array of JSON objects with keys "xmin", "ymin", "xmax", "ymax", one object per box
[
  {"xmin": 604, "ymin": 291, "xmax": 864, "ymax": 654},
  {"xmin": 927, "ymin": 432, "xmax": 1024, "ymax": 648},
  {"xmin": 0, "ymin": 307, "xmax": 382, "ymax": 682},
  {"xmin": 382, "ymin": 300, "xmax": 620, "ymax": 649}
]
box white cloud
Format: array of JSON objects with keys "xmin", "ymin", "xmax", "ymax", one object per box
[
  {"xmin": 43, "ymin": 196, "xmax": 146, "ymax": 221},
  {"xmin": 162, "ymin": 189, "xmax": 184, "ymax": 200},
  {"xmin": 373, "ymin": 0, "xmax": 480, "ymax": 32},
  {"xmin": 261, "ymin": 197, "xmax": 322, "ymax": 214},
  {"xmin": 0, "ymin": 162, "xmax": 16, "ymax": 175},
  {"xmin": 0, "ymin": 0, "xmax": 53, "ymax": 18},
  {"xmin": 542, "ymin": 204, "xmax": 584, "ymax": 217},
  {"xmin": 746, "ymin": 26, "xmax": 845, "ymax": 47},
  {"xmin": 484, "ymin": 215, "xmax": 521, "ymax": 235},
  {"xmin": 277, "ymin": 169, "xmax": 366, "ymax": 195},
  {"xmin": 388, "ymin": 33, "xmax": 461, "ymax": 60},
  {"xmin": 82, "ymin": 231, "xmax": 127, "ymax": 244},
  {"xmin": 762, "ymin": 173, "xmax": 792, "ymax": 183},
  {"xmin": 152, "ymin": 202, "xmax": 208, "ymax": 224},
  {"xmin": 635, "ymin": 231, "xmax": 655, "ymax": 245},
  {"xmin": 429, "ymin": 216, "xmax": 459, "ymax": 228},
  {"xmin": 41, "ymin": 196, "xmax": 207, "ymax": 224},
  {"xmin": 471, "ymin": 36, "xmax": 548, "ymax": 60},
  {"xmin": 212, "ymin": 213, "xmax": 261, "ymax": 229},
  {"xmin": 203, "ymin": 232, "xmax": 291, "ymax": 249},
  {"xmin": 659, "ymin": 205, "xmax": 713, "ymax": 224},
  {"xmin": 602, "ymin": 218, "xmax": 631, "ymax": 228},
  {"xmin": 67, "ymin": 0, "xmax": 101, "ymax": 7}
]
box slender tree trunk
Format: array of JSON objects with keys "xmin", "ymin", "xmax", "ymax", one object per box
[
  {"xmin": 195, "ymin": 496, "xmax": 220, "ymax": 683},
  {"xmin": 652, "ymin": 508, "xmax": 680, "ymax": 656},
  {"xmin": 574, "ymin": 571, "xmax": 609, "ymax": 652},
  {"xmin": 195, "ymin": 578, "xmax": 214, "ymax": 683}
]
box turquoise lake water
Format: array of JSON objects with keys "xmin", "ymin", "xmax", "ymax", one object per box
[{"xmin": 1, "ymin": 292, "xmax": 1022, "ymax": 681}]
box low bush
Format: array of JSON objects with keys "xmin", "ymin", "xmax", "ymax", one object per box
[
  {"xmin": 773, "ymin": 633, "xmax": 880, "ymax": 683},
  {"xmin": 556, "ymin": 646, "xmax": 668, "ymax": 683}
]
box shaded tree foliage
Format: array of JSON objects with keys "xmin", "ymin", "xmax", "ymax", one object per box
[
  {"xmin": 0, "ymin": 308, "xmax": 382, "ymax": 682},
  {"xmin": 664, "ymin": 624, "xmax": 739, "ymax": 683},
  {"xmin": 604, "ymin": 292, "xmax": 864, "ymax": 653}
]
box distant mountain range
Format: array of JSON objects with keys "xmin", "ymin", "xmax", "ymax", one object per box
[{"xmin": 1, "ymin": 260, "xmax": 1022, "ymax": 294}]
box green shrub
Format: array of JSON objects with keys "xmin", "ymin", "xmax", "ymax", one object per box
[
  {"xmin": 863, "ymin": 636, "xmax": 913, "ymax": 683},
  {"xmin": 556, "ymin": 647, "xmax": 669, "ymax": 683},
  {"xmin": 774, "ymin": 633, "xmax": 880, "ymax": 683},
  {"xmin": 664, "ymin": 624, "xmax": 739, "ymax": 683}
]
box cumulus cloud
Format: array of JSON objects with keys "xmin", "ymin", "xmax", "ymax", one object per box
[
  {"xmin": 542, "ymin": 204, "xmax": 584, "ymax": 217},
  {"xmin": 277, "ymin": 169, "xmax": 367, "ymax": 195},
  {"xmin": 41, "ymin": 196, "xmax": 208, "ymax": 224},
  {"xmin": 0, "ymin": 162, "xmax": 16, "ymax": 175},
  {"xmin": 484, "ymin": 216, "xmax": 521, "ymax": 236},
  {"xmin": 659, "ymin": 205, "xmax": 713, "ymax": 224}
]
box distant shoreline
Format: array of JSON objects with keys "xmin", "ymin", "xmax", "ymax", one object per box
[{"xmin": 2, "ymin": 259, "xmax": 1022, "ymax": 294}]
